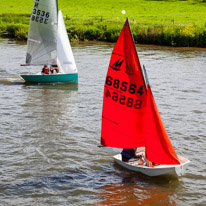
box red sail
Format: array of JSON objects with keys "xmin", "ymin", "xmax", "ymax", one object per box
[
  {"xmin": 145, "ymin": 86, "xmax": 180, "ymax": 165},
  {"xmin": 101, "ymin": 18, "xmax": 147, "ymax": 148},
  {"xmin": 101, "ymin": 18, "xmax": 180, "ymax": 165}
]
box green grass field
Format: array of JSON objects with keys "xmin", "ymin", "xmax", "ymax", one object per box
[{"xmin": 0, "ymin": 0, "xmax": 206, "ymax": 47}]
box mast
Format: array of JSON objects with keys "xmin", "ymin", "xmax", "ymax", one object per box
[{"xmin": 126, "ymin": 18, "xmax": 147, "ymax": 91}]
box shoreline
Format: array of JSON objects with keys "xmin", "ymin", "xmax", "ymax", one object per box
[
  {"xmin": 0, "ymin": 19, "xmax": 206, "ymax": 48},
  {"xmin": 1, "ymin": 0, "xmax": 206, "ymax": 47},
  {"xmin": 2, "ymin": 37, "xmax": 206, "ymax": 52}
]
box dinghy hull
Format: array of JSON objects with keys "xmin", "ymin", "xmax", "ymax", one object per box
[
  {"xmin": 20, "ymin": 73, "xmax": 78, "ymax": 83},
  {"xmin": 113, "ymin": 154, "xmax": 190, "ymax": 177}
]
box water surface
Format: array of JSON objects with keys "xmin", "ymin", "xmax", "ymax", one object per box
[{"xmin": 0, "ymin": 38, "xmax": 205, "ymax": 205}]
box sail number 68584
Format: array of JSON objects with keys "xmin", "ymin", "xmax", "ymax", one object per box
[{"xmin": 105, "ymin": 89, "xmax": 142, "ymax": 109}]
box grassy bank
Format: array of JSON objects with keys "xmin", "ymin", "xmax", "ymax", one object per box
[{"xmin": 0, "ymin": 0, "xmax": 206, "ymax": 47}]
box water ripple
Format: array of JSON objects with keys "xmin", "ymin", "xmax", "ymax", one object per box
[{"xmin": 0, "ymin": 39, "xmax": 205, "ymax": 205}]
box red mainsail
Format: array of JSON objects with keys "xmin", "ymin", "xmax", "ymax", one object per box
[
  {"xmin": 101, "ymin": 18, "xmax": 147, "ymax": 148},
  {"xmin": 101, "ymin": 18, "xmax": 180, "ymax": 165}
]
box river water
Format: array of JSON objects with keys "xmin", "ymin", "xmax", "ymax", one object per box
[{"xmin": 0, "ymin": 38, "xmax": 205, "ymax": 205}]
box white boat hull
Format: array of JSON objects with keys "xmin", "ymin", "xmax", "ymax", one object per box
[{"xmin": 113, "ymin": 154, "xmax": 190, "ymax": 177}]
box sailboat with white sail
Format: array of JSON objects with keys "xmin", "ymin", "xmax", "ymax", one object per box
[
  {"xmin": 100, "ymin": 18, "xmax": 190, "ymax": 177},
  {"xmin": 21, "ymin": 0, "xmax": 78, "ymax": 83}
]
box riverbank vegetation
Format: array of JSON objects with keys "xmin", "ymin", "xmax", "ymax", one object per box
[{"xmin": 0, "ymin": 0, "xmax": 206, "ymax": 47}]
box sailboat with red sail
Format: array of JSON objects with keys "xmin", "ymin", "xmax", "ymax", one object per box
[{"xmin": 100, "ymin": 18, "xmax": 190, "ymax": 176}]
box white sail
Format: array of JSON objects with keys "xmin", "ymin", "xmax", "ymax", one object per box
[
  {"xmin": 57, "ymin": 11, "xmax": 77, "ymax": 74},
  {"xmin": 26, "ymin": 0, "xmax": 58, "ymax": 65}
]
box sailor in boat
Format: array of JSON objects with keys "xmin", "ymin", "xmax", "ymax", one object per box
[
  {"xmin": 121, "ymin": 148, "xmax": 144, "ymax": 164},
  {"xmin": 50, "ymin": 64, "xmax": 60, "ymax": 74},
  {"xmin": 41, "ymin": 65, "xmax": 50, "ymax": 75},
  {"xmin": 121, "ymin": 147, "xmax": 158, "ymax": 167}
]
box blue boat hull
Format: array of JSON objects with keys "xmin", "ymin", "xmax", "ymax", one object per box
[{"xmin": 20, "ymin": 73, "xmax": 78, "ymax": 83}]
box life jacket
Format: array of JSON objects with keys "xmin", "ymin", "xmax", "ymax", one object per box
[{"xmin": 44, "ymin": 68, "xmax": 49, "ymax": 74}]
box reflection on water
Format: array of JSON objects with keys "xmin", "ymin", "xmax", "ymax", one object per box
[
  {"xmin": 96, "ymin": 167, "xmax": 181, "ymax": 205},
  {"xmin": 97, "ymin": 183, "xmax": 177, "ymax": 205},
  {"xmin": 0, "ymin": 38, "xmax": 206, "ymax": 205}
]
